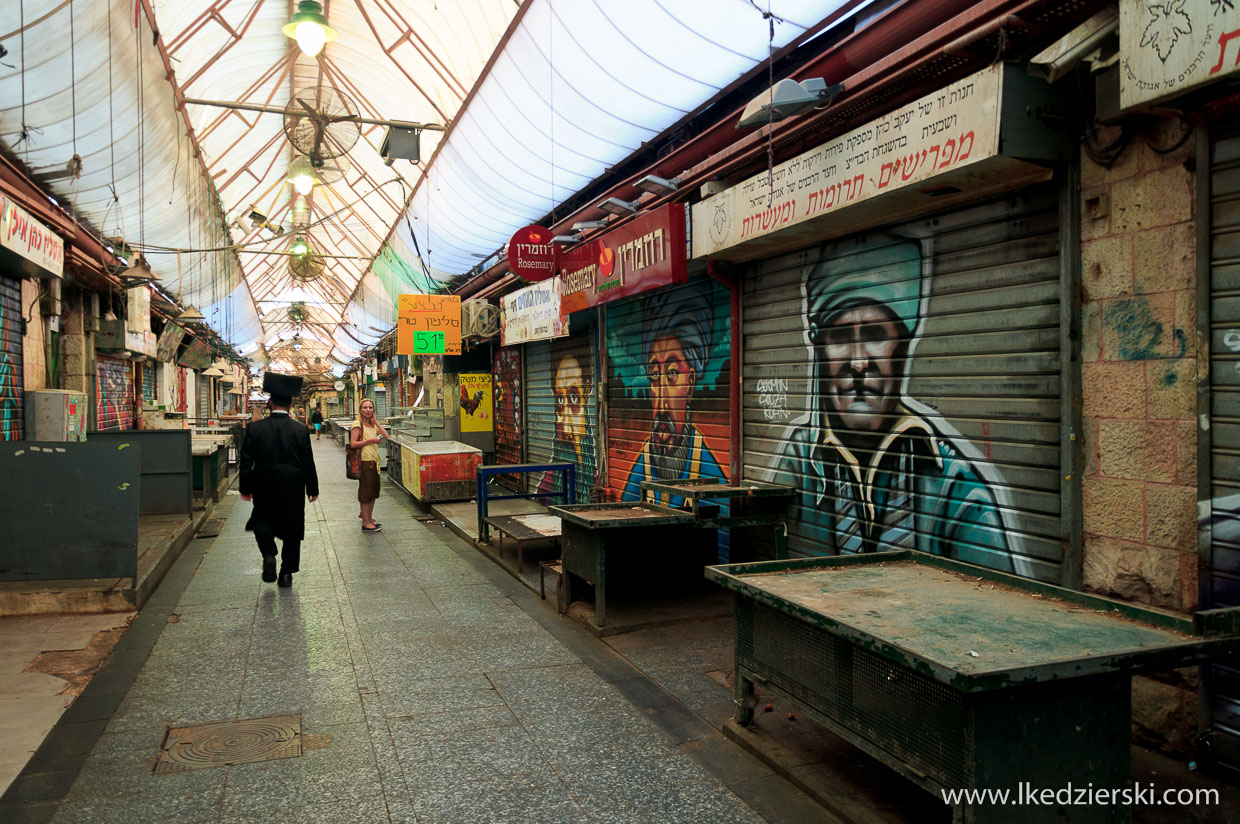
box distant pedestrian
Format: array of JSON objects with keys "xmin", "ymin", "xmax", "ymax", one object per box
[
  {"xmin": 240, "ymin": 373, "xmax": 319, "ymax": 587},
  {"xmin": 311, "ymin": 406, "xmax": 324, "ymax": 440},
  {"xmin": 351, "ymin": 398, "xmax": 386, "ymax": 532}
]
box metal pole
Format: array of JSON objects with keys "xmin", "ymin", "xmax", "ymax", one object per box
[{"xmin": 182, "ymin": 98, "xmax": 448, "ymax": 132}]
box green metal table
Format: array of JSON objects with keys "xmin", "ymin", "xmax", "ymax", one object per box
[
  {"xmin": 549, "ymin": 502, "xmax": 712, "ymax": 631},
  {"xmin": 707, "ymin": 551, "xmax": 1240, "ymax": 823},
  {"xmin": 639, "ymin": 478, "xmax": 795, "ymax": 561}
]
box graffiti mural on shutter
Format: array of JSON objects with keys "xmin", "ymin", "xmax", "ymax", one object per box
[
  {"xmin": 0, "ymin": 277, "xmax": 24, "ymax": 441},
  {"xmin": 141, "ymin": 361, "xmax": 156, "ymax": 405},
  {"xmin": 96, "ymin": 355, "xmax": 134, "ymax": 431},
  {"xmin": 1206, "ymin": 126, "xmax": 1240, "ymax": 775},
  {"xmin": 493, "ymin": 346, "xmax": 523, "ymax": 476},
  {"xmin": 526, "ymin": 322, "xmax": 598, "ymax": 503},
  {"xmin": 743, "ymin": 185, "xmax": 1062, "ymax": 581},
  {"xmin": 606, "ymin": 278, "xmax": 732, "ymax": 501}
]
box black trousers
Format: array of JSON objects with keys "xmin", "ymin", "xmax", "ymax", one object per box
[{"xmin": 255, "ymin": 531, "xmax": 300, "ymax": 574}]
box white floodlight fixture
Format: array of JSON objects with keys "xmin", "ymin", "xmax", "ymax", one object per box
[
  {"xmin": 571, "ymin": 220, "xmax": 609, "ymax": 231},
  {"xmin": 634, "ymin": 174, "xmax": 680, "ymax": 196},
  {"xmin": 551, "ymin": 232, "xmax": 582, "ymax": 244},
  {"xmin": 597, "ymin": 197, "xmax": 638, "ymax": 216},
  {"xmin": 737, "ymin": 77, "xmax": 843, "ymax": 128}
]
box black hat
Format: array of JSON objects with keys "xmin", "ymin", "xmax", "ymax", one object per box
[{"xmin": 262, "ymin": 372, "xmax": 304, "ymax": 398}]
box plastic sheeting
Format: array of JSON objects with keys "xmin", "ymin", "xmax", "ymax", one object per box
[{"xmin": 389, "ymin": 0, "xmax": 862, "ymax": 280}]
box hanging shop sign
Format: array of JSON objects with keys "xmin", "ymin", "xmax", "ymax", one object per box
[
  {"xmin": 559, "ymin": 203, "xmax": 687, "ymax": 314},
  {"xmin": 1119, "ymin": 0, "xmax": 1240, "ymax": 109},
  {"xmin": 0, "ymin": 194, "xmax": 64, "ymax": 278},
  {"xmin": 177, "ymin": 337, "xmax": 212, "ymax": 370},
  {"xmin": 155, "ymin": 323, "xmax": 186, "ymax": 363},
  {"xmin": 692, "ymin": 64, "xmax": 1062, "ymax": 262},
  {"xmin": 458, "ymin": 373, "xmax": 494, "ymax": 433},
  {"xmin": 500, "ymin": 278, "xmax": 566, "ymax": 345},
  {"xmin": 397, "ymin": 293, "xmax": 462, "ymax": 355},
  {"xmin": 507, "ymin": 225, "xmax": 557, "ymax": 283}
]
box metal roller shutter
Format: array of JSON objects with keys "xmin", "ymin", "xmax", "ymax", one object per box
[
  {"xmin": 742, "ymin": 184, "xmax": 1062, "ymax": 582},
  {"xmin": 373, "ymin": 384, "xmax": 388, "ymax": 418},
  {"xmin": 0, "ymin": 277, "xmax": 24, "ymax": 441},
  {"xmin": 1206, "ymin": 126, "xmax": 1240, "ymax": 776},
  {"xmin": 525, "ymin": 322, "xmax": 598, "ymax": 503},
  {"xmin": 141, "ymin": 361, "xmax": 156, "ymax": 405},
  {"xmin": 493, "ymin": 345, "xmax": 523, "ymax": 476},
  {"xmin": 197, "ymin": 376, "xmax": 210, "ymax": 420},
  {"xmin": 97, "ymin": 354, "xmax": 134, "ymax": 431}
]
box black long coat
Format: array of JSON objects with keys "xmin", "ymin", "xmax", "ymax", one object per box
[{"xmin": 239, "ymin": 412, "xmax": 320, "ymax": 541}]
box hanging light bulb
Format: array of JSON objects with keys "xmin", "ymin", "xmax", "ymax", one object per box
[
  {"xmin": 292, "ymin": 236, "xmax": 309, "ymax": 257},
  {"xmin": 292, "ymin": 174, "xmax": 314, "ymax": 195},
  {"xmin": 283, "ymin": 1, "xmax": 337, "ymax": 57}
]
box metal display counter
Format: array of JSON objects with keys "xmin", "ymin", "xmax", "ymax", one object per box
[
  {"xmin": 475, "ymin": 462, "xmax": 575, "ymax": 543},
  {"xmin": 706, "ymin": 551, "xmax": 1240, "ymax": 823},
  {"xmin": 548, "ymin": 502, "xmax": 716, "ymax": 631},
  {"xmin": 639, "ymin": 478, "xmax": 794, "ymax": 561},
  {"xmin": 387, "ymin": 438, "xmax": 481, "ymax": 503}
]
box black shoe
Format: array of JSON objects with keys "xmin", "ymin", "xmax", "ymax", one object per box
[
  {"xmin": 262, "ymin": 556, "xmax": 277, "ymax": 583},
  {"xmin": 278, "ymin": 572, "xmax": 292, "ymax": 588}
]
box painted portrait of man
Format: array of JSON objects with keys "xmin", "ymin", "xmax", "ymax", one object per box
[
  {"xmin": 538, "ymin": 353, "xmax": 595, "ymax": 498},
  {"xmin": 771, "ymin": 235, "xmax": 1029, "ymax": 576},
  {"xmin": 622, "ymin": 283, "xmax": 727, "ymax": 505}
]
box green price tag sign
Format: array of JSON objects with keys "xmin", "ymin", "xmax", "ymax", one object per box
[{"xmin": 413, "ymin": 330, "xmax": 446, "ymax": 353}]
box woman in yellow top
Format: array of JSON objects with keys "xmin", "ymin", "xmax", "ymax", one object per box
[{"xmin": 350, "ymin": 398, "xmax": 387, "ymax": 532}]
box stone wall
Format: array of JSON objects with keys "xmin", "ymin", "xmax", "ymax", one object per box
[{"xmin": 1079, "ymin": 123, "xmax": 1199, "ymax": 757}]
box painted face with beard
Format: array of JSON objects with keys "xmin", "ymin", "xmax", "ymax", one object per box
[
  {"xmin": 817, "ymin": 303, "xmax": 905, "ymax": 453},
  {"xmin": 648, "ymin": 335, "xmax": 697, "ymax": 480},
  {"xmin": 553, "ymin": 356, "xmax": 589, "ymax": 463}
]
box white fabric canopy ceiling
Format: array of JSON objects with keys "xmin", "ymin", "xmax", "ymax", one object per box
[{"xmin": 1, "ymin": 0, "xmax": 864, "ymax": 372}]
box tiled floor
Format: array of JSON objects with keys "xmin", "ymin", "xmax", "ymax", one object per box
[
  {"xmin": 0, "ymin": 613, "xmax": 134, "ymax": 794},
  {"xmin": 23, "ymin": 439, "xmax": 821, "ymax": 824}
]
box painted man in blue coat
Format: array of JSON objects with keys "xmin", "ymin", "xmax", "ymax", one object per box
[
  {"xmin": 622, "ymin": 283, "xmax": 727, "ymax": 508},
  {"xmin": 771, "ymin": 237, "xmax": 1029, "ymax": 576}
]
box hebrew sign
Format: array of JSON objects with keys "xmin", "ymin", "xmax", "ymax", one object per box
[
  {"xmin": 397, "ymin": 294, "xmax": 462, "ymax": 356},
  {"xmin": 692, "ymin": 64, "xmax": 1003, "ymax": 258}
]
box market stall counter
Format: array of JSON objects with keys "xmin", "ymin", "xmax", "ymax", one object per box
[
  {"xmin": 706, "ymin": 551, "xmax": 1240, "ymax": 824},
  {"xmin": 548, "ymin": 502, "xmax": 716, "ymax": 633}
]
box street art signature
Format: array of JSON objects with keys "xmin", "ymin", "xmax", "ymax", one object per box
[
  {"xmin": 766, "ymin": 234, "xmax": 1033, "ymax": 577},
  {"xmin": 608, "ymin": 280, "xmax": 731, "ymax": 508}
]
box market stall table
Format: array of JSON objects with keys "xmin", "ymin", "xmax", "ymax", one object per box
[
  {"xmin": 482, "ymin": 513, "xmax": 562, "ymax": 575},
  {"xmin": 548, "ymin": 502, "xmax": 715, "ymax": 632},
  {"xmin": 706, "ymin": 551, "xmax": 1240, "ymax": 823},
  {"xmin": 190, "ymin": 435, "xmax": 231, "ymax": 505},
  {"xmin": 639, "ymin": 478, "xmax": 795, "ymax": 561}
]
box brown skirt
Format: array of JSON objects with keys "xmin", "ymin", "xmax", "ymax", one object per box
[{"xmin": 358, "ymin": 461, "xmax": 381, "ymax": 502}]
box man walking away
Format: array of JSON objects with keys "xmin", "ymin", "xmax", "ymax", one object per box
[
  {"xmin": 311, "ymin": 406, "xmax": 325, "ymax": 440},
  {"xmin": 240, "ymin": 373, "xmax": 319, "ymax": 588}
]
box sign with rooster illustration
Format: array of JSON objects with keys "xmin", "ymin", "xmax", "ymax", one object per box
[{"xmin": 458, "ymin": 373, "xmax": 493, "ymax": 433}]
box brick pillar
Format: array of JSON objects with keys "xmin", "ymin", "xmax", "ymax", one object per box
[{"xmin": 1079, "ymin": 121, "xmax": 1199, "ymax": 758}]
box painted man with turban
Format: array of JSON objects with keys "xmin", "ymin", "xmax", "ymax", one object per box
[
  {"xmin": 622, "ymin": 282, "xmax": 727, "ymax": 506},
  {"xmin": 772, "ymin": 236, "xmax": 1024, "ymax": 575}
]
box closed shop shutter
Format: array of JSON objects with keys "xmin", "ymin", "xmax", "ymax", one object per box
[
  {"xmin": 1206, "ymin": 126, "xmax": 1240, "ymax": 775},
  {"xmin": 374, "ymin": 384, "xmax": 388, "ymax": 418},
  {"xmin": 96, "ymin": 354, "xmax": 134, "ymax": 431},
  {"xmin": 493, "ymin": 346, "xmax": 523, "ymax": 477},
  {"xmin": 606, "ymin": 277, "xmax": 734, "ymax": 558},
  {"xmin": 742, "ymin": 184, "xmax": 1062, "ymax": 582},
  {"xmin": 525, "ymin": 321, "xmax": 598, "ymax": 502},
  {"xmin": 0, "ymin": 276, "xmax": 24, "ymax": 441},
  {"xmin": 141, "ymin": 361, "xmax": 156, "ymax": 405},
  {"xmin": 197, "ymin": 376, "xmax": 210, "ymax": 419}
]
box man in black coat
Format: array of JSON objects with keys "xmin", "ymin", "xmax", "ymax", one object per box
[{"xmin": 239, "ymin": 373, "xmax": 319, "ymax": 588}]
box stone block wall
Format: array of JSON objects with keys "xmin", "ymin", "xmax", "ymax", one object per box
[{"xmin": 1079, "ymin": 124, "xmax": 1199, "ymax": 757}]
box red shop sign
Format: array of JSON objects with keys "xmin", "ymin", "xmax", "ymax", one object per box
[
  {"xmin": 506, "ymin": 224, "xmax": 557, "ymax": 283},
  {"xmin": 559, "ymin": 203, "xmax": 686, "ymax": 314}
]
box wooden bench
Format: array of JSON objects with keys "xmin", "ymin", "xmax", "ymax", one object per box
[{"xmin": 481, "ymin": 513, "xmax": 561, "ymax": 575}]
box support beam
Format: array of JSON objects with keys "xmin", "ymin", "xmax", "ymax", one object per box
[{"xmin": 182, "ymin": 98, "xmax": 447, "ymax": 132}]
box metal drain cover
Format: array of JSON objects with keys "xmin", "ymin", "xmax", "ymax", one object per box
[{"xmin": 155, "ymin": 715, "xmax": 302, "ymax": 774}]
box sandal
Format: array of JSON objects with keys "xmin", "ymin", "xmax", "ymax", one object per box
[{"xmin": 362, "ymin": 524, "xmax": 383, "ymax": 532}]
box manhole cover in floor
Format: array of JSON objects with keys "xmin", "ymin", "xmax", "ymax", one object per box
[{"xmin": 154, "ymin": 714, "xmax": 302, "ymax": 774}]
